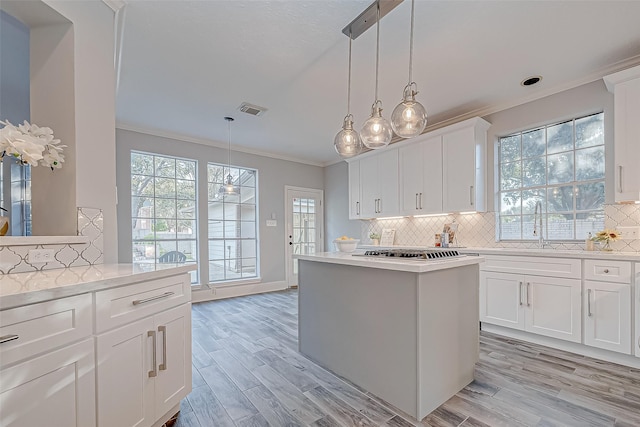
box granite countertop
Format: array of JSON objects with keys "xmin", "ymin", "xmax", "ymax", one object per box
[
  {"xmin": 0, "ymin": 263, "xmax": 196, "ymax": 310},
  {"xmin": 294, "ymin": 252, "xmax": 484, "ymax": 273}
]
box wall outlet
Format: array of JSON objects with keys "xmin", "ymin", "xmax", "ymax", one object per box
[
  {"xmin": 266, "ymin": 220, "xmax": 277, "ymax": 227},
  {"xmin": 28, "ymin": 249, "xmax": 55, "ymax": 263},
  {"xmin": 617, "ymin": 226, "xmax": 640, "ymax": 240}
]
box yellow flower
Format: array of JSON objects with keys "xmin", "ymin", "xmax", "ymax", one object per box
[{"xmin": 593, "ymin": 229, "xmax": 621, "ymax": 242}]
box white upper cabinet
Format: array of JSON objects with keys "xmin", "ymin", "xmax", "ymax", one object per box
[
  {"xmin": 399, "ymin": 135, "xmax": 443, "ymax": 215},
  {"xmin": 604, "ymin": 65, "xmax": 640, "ymax": 202},
  {"xmin": 357, "ymin": 149, "xmax": 399, "ymax": 218},
  {"xmin": 442, "ymin": 118, "xmax": 490, "ymax": 213}
]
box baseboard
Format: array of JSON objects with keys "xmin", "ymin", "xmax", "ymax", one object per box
[
  {"xmin": 192, "ymin": 280, "xmax": 289, "ymax": 302},
  {"xmin": 481, "ymin": 323, "xmax": 640, "ymax": 369}
]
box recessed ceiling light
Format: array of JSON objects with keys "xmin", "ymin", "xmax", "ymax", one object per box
[{"xmin": 521, "ymin": 76, "xmax": 542, "ymax": 87}]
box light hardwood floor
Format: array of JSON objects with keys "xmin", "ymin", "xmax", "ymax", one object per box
[{"xmin": 177, "ymin": 289, "xmax": 640, "ymax": 427}]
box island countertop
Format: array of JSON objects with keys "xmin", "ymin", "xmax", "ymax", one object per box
[
  {"xmin": 0, "ymin": 263, "xmax": 196, "ymax": 310},
  {"xmin": 294, "ymin": 251, "xmax": 483, "ymax": 273}
]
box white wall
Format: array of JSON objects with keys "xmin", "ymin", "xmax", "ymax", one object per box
[
  {"xmin": 323, "ymin": 161, "xmax": 361, "ymax": 249},
  {"xmin": 116, "ymin": 128, "xmax": 324, "ymax": 284}
]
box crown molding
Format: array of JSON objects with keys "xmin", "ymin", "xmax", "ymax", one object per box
[
  {"xmin": 116, "ymin": 123, "xmax": 325, "ymax": 168},
  {"xmin": 102, "ymin": 0, "xmax": 126, "ymax": 12}
]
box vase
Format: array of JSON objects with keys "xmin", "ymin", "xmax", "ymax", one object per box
[
  {"xmin": 0, "ymin": 216, "xmax": 8, "ymax": 236},
  {"xmin": 371, "ymin": 238, "xmax": 379, "ymax": 246},
  {"xmin": 601, "ymin": 241, "xmax": 612, "ymax": 251}
]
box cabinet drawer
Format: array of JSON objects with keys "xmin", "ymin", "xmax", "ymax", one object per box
[
  {"xmin": 584, "ymin": 259, "xmax": 631, "ymax": 284},
  {"xmin": 0, "ymin": 293, "xmax": 92, "ymax": 367},
  {"xmin": 481, "ymin": 256, "xmax": 581, "ymax": 279},
  {"xmin": 95, "ymin": 274, "xmax": 190, "ymax": 333}
]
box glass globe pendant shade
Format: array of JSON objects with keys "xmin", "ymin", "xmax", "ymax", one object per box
[
  {"xmin": 361, "ymin": 101, "xmax": 393, "ymax": 149},
  {"xmin": 391, "ymin": 83, "xmax": 427, "ymax": 138},
  {"xmin": 334, "ymin": 114, "xmax": 362, "ymax": 158},
  {"xmin": 218, "ymin": 173, "xmax": 238, "ymax": 197}
]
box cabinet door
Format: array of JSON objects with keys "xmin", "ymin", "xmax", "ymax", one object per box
[
  {"xmin": 613, "ymin": 78, "xmax": 640, "ymax": 202},
  {"xmin": 0, "ymin": 338, "xmax": 95, "ymax": 427},
  {"xmin": 584, "ymin": 281, "xmax": 631, "ymax": 354},
  {"xmin": 348, "ymin": 160, "xmax": 361, "ymax": 219},
  {"xmin": 442, "ymin": 127, "xmax": 476, "ymax": 212},
  {"xmin": 376, "ymin": 149, "xmax": 399, "ymax": 216},
  {"xmin": 153, "ymin": 304, "xmax": 192, "ymax": 418},
  {"xmin": 97, "ymin": 316, "xmax": 155, "ymax": 427},
  {"xmin": 420, "ymin": 136, "xmax": 443, "ymax": 213},
  {"xmin": 525, "ymin": 276, "xmax": 581, "ymax": 343},
  {"xmin": 359, "ymin": 155, "xmax": 378, "ymax": 218},
  {"xmin": 635, "ymin": 263, "xmax": 640, "ymax": 358},
  {"xmin": 399, "ymin": 142, "xmax": 424, "ymax": 215},
  {"xmin": 479, "ymin": 271, "xmax": 525, "ymax": 330}
]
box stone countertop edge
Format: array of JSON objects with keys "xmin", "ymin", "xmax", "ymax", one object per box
[
  {"xmin": 0, "ymin": 263, "xmax": 196, "ymax": 310},
  {"xmin": 294, "ymin": 252, "xmax": 484, "ymax": 273},
  {"xmin": 357, "ymin": 245, "xmax": 640, "ymax": 261}
]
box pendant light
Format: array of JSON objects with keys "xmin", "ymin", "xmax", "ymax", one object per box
[
  {"xmin": 360, "ymin": 0, "xmax": 393, "ymax": 149},
  {"xmin": 334, "ymin": 31, "xmax": 363, "ymax": 159},
  {"xmin": 219, "ymin": 117, "xmax": 238, "ymax": 198},
  {"xmin": 391, "ymin": 0, "xmax": 427, "ymax": 138}
]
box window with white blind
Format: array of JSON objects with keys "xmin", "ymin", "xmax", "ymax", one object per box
[{"xmin": 498, "ymin": 112, "xmax": 605, "ymax": 241}]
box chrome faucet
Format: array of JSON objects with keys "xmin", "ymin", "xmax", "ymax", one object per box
[{"xmin": 533, "ymin": 201, "xmax": 545, "ymax": 248}]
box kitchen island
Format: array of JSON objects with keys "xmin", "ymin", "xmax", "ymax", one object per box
[{"xmin": 295, "ymin": 251, "xmax": 483, "ymax": 420}]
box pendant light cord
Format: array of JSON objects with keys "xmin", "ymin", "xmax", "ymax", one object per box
[
  {"xmin": 374, "ymin": 0, "xmax": 380, "ymax": 101},
  {"xmin": 227, "ymin": 118, "xmax": 232, "ymax": 173},
  {"xmin": 408, "ymin": 0, "xmax": 414, "ymax": 85},
  {"xmin": 347, "ymin": 32, "xmax": 352, "ymax": 115}
]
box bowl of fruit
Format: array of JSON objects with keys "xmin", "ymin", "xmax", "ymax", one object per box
[{"xmin": 333, "ymin": 236, "xmax": 360, "ymax": 253}]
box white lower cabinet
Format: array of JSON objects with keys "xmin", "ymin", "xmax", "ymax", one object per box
[
  {"xmin": 480, "ymin": 271, "xmax": 582, "ymax": 343},
  {"xmin": 583, "ymin": 280, "xmax": 631, "ymax": 354},
  {"xmin": 0, "ymin": 338, "xmax": 96, "ymax": 427},
  {"xmin": 96, "ymin": 303, "xmax": 191, "ymax": 427}
]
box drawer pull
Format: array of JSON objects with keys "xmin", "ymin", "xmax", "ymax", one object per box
[
  {"xmin": 603, "ymin": 269, "xmax": 609, "ymax": 274},
  {"xmin": 158, "ymin": 325, "xmax": 167, "ymax": 371},
  {"xmin": 148, "ymin": 330, "xmax": 157, "ymax": 378},
  {"xmin": 132, "ymin": 291, "xmax": 175, "ymax": 306},
  {"xmin": 0, "ymin": 334, "xmax": 19, "ymax": 344}
]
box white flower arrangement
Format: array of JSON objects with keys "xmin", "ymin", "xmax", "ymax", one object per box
[{"xmin": 0, "ymin": 120, "xmax": 65, "ymax": 169}]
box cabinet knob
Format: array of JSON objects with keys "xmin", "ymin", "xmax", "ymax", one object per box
[{"xmin": 604, "ymin": 269, "xmax": 609, "ymax": 273}]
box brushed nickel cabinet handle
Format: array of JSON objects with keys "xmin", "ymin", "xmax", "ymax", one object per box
[
  {"xmin": 356, "ymin": 201, "xmax": 360, "ymax": 215},
  {"xmin": 158, "ymin": 325, "xmax": 167, "ymax": 371},
  {"xmin": 526, "ymin": 282, "xmax": 531, "ymax": 307},
  {"xmin": 618, "ymin": 165, "xmax": 623, "ymax": 193},
  {"xmin": 132, "ymin": 291, "xmax": 174, "ymax": 306},
  {"xmin": 419, "ymin": 193, "xmax": 423, "ymax": 210},
  {"xmin": 587, "ymin": 289, "xmax": 592, "ymax": 317},
  {"xmin": 378, "ymin": 199, "xmax": 382, "ymax": 213},
  {"xmin": 416, "ymin": 193, "xmax": 419, "ymax": 210},
  {"xmin": 148, "ymin": 330, "xmax": 157, "ymax": 378},
  {"xmin": 0, "ymin": 334, "xmax": 19, "ymax": 344},
  {"xmin": 470, "ymin": 186, "xmax": 474, "ymax": 206},
  {"xmin": 519, "ymin": 281, "xmax": 523, "ymax": 306}
]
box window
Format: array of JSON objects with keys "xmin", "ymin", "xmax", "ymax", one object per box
[
  {"xmin": 130, "ymin": 152, "xmax": 198, "ymax": 283},
  {"xmin": 207, "ymin": 163, "xmax": 258, "ymax": 282},
  {"xmin": 498, "ymin": 112, "xmax": 605, "ymax": 241}
]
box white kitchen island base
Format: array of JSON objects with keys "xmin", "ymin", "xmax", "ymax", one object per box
[{"xmin": 298, "ymin": 258, "xmax": 480, "ymax": 421}]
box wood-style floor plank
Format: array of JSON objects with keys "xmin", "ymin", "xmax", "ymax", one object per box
[{"xmin": 185, "ymin": 289, "xmax": 640, "ymax": 427}]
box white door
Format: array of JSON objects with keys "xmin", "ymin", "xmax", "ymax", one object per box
[
  {"xmin": 442, "ymin": 126, "xmax": 475, "ymax": 212},
  {"xmin": 525, "ymin": 276, "xmax": 581, "ymax": 343},
  {"xmin": 285, "ymin": 187, "xmax": 324, "ymax": 287},
  {"xmin": 584, "ymin": 280, "xmax": 631, "ymax": 354},
  {"xmin": 376, "ymin": 149, "xmax": 399, "ymax": 216}
]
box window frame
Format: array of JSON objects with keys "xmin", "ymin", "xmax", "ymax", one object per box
[{"xmin": 497, "ymin": 112, "xmax": 605, "ymax": 242}]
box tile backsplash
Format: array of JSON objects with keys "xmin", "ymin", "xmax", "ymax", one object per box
[
  {"xmin": 0, "ymin": 207, "xmax": 104, "ymax": 274},
  {"xmin": 362, "ymin": 204, "xmax": 640, "ymax": 252}
]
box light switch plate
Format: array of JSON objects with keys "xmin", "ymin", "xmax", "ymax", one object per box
[
  {"xmin": 617, "ymin": 226, "xmax": 640, "ymax": 240},
  {"xmin": 266, "ymin": 220, "xmax": 277, "ymax": 227}
]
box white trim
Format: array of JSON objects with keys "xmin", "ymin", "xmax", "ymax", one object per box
[
  {"xmin": 101, "ymin": 0, "xmax": 127, "ymax": 12},
  {"xmin": 116, "ymin": 124, "xmax": 324, "ymax": 167},
  {"xmin": 481, "ymin": 323, "xmax": 640, "ymax": 369},
  {"xmin": 191, "ymin": 280, "xmax": 288, "ymax": 302},
  {"xmin": 0, "ymin": 236, "xmax": 90, "ymax": 246}
]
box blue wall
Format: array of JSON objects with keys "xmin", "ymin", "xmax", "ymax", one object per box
[{"xmin": 0, "ymin": 10, "xmax": 30, "ymax": 123}]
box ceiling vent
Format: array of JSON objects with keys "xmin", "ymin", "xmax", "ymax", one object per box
[{"xmin": 238, "ymin": 102, "xmax": 267, "ymax": 117}]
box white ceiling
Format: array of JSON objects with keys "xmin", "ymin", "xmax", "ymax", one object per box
[{"xmin": 116, "ymin": 0, "xmax": 640, "ymax": 166}]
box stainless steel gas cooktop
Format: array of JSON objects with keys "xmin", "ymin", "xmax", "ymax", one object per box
[{"xmin": 352, "ymin": 249, "xmax": 463, "ymax": 260}]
